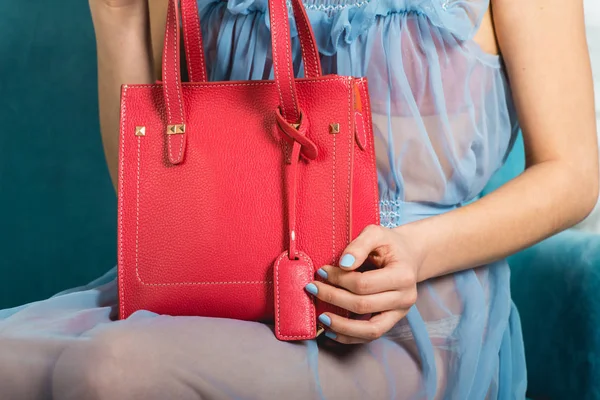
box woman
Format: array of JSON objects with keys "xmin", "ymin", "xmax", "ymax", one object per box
[{"xmin": 0, "ymin": 0, "xmax": 597, "ymax": 398}]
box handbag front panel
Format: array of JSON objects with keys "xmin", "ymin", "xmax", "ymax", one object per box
[{"xmin": 117, "ymin": 77, "xmax": 378, "ymax": 321}]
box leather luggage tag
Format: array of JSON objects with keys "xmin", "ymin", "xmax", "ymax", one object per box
[{"xmin": 273, "ymin": 251, "xmax": 316, "ymax": 340}]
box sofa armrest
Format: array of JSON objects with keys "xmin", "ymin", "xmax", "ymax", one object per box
[{"xmin": 508, "ymin": 230, "xmax": 600, "ymax": 399}]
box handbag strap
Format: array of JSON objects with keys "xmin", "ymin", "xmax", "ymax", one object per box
[
  {"xmin": 180, "ymin": 0, "xmax": 207, "ymax": 83},
  {"xmin": 162, "ymin": 0, "xmax": 323, "ymax": 164},
  {"xmin": 180, "ymin": 0, "xmax": 321, "ymax": 83}
]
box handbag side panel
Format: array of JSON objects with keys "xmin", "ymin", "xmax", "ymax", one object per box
[{"xmin": 351, "ymin": 78, "xmax": 381, "ymax": 239}]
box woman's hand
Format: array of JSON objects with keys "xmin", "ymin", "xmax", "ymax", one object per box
[{"xmin": 305, "ymin": 224, "xmax": 424, "ymax": 344}]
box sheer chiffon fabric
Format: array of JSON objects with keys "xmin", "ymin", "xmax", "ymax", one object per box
[{"xmin": 0, "ymin": 0, "xmax": 526, "ymax": 398}]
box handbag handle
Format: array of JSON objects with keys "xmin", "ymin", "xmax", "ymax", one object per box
[
  {"xmin": 179, "ymin": 0, "xmax": 321, "ymax": 83},
  {"xmin": 179, "ymin": 0, "xmax": 207, "ymax": 83},
  {"xmin": 163, "ymin": 0, "xmax": 323, "ymax": 165}
]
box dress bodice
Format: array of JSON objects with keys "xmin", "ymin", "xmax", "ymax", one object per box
[{"xmin": 199, "ymin": 0, "xmax": 519, "ymax": 224}]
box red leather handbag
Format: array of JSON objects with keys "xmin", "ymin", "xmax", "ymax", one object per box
[{"xmin": 117, "ymin": 0, "xmax": 379, "ymax": 341}]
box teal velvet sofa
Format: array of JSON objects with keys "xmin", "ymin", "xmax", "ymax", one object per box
[
  {"xmin": 1, "ymin": 0, "xmax": 599, "ymax": 398},
  {"xmin": 485, "ymin": 137, "xmax": 600, "ymax": 400}
]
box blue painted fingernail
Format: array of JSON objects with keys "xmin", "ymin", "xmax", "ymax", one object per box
[
  {"xmin": 305, "ymin": 283, "xmax": 318, "ymax": 296},
  {"xmin": 318, "ymin": 313, "xmax": 332, "ymax": 327},
  {"xmin": 317, "ymin": 268, "xmax": 328, "ymax": 279},
  {"xmin": 325, "ymin": 331, "xmax": 337, "ymax": 340},
  {"xmin": 340, "ymin": 254, "xmax": 355, "ymax": 268}
]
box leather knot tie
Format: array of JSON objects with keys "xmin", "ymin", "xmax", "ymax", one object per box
[{"xmin": 275, "ymin": 109, "xmax": 318, "ymax": 161}]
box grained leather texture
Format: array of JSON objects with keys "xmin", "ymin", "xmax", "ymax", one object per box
[
  {"xmin": 274, "ymin": 251, "xmax": 316, "ymax": 340},
  {"xmin": 118, "ymin": 0, "xmax": 380, "ymax": 341}
]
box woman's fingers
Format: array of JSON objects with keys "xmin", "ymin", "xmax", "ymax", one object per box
[
  {"xmin": 305, "ymin": 280, "xmax": 416, "ymax": 315},
  {"xmin": 309, "ymin": 225, "xmax": 419, "ymax": 343},
  {"xmin": 316, "ymin": 263, "xmax": 416, "ymax": 295},
  {"xmin": 336, "ymin": 225, "xmax": 391, "ymax": 271},
  {"xmin": 319, "ymin": 309, "xmax": 406, "ymax": 343}
]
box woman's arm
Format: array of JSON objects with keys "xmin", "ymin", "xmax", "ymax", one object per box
[
  {"xmin": 89, "ymin": 0, "xmax": 154, "ymax": 188},
  {"xmin": 411, "ymin": 0, "xmax": 599, "ymax": 281},
  {"xmin": 306, "ymin": 0, "xmax": 598, "ymax": 343}
]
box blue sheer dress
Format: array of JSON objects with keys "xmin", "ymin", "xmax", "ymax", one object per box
[{"xmin": 0, "ymin": 0, "xmax": 527, "ymax": 398}]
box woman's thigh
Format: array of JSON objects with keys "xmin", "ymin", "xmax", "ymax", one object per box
[{"xmin": 51, "ymin": 313, "xmax": 429, "ymax": 400}]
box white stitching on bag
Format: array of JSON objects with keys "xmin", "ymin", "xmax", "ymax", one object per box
[
  {"xmin": 119, "ymin": 85, "xmax": 128, "ymax": 317},
  {"xmin": 124, "ymin": 78, "xmax": 351, "ymax": 287},
  {"xmin": 173, "ymin": 2, "xmax": 185, "ymax": 163},
  {"xmin": 165, "ymin": 2, "xmax": 185, "ymax": 163},
  {"xmin": 283, "ymin": 6, "xmax": 299, "ymax": 119},
  {"xmin": 296, "ymin": 18, "xmax": 309, "ymax": 77},
  {"xmin": 182, "ymin": 3, "xmax": 194, "ymax": 82},
  {"xmin": 136, "ymin": 128, "xmax": 140, "ymax": 284},
  {"xmin": 269, "ymin": 0, "xmax": 292, "ymax": 162},
  {"xmin": 332, "ymin": 107, "xmax": 336, "ymax": 265},
  {"xmin": 134, "ymin": 136, "xmax": 271, "ymax": 286},
  {"xmin": 346, "ymin": 78, "xmax": 352, "ymax": 245},
  {"xmin": 164, "ymin": 2, "xmax": 173, "ymax": 160},
  {"xmin": 269, "ymin": 0, "xmax": 286, "ymax": 119},
  {"xmin": 194, "ymin": 11, "xmax": 207, "ymax": 82},
  {"xmin": 181, "ymin": 2, "xmax": 207, "ymax": 82},
  {"xmin": 296, "ymin": 7, "xmax": 319, "ymax": 77},
  {"xmin": 270, "ymin": 0, "xmax": 300, "ymax": 122},
  {"xmin": 126, "ymin": 78, "xmax": 347, "ymax": 90}
]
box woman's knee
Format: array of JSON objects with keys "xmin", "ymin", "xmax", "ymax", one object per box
[{"xmin": 53, "ymin": 327, "xmax": 164, "ymax": 400}]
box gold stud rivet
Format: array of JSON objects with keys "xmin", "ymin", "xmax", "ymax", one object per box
[
  {"xmin": 329, "ymin": 123, "xmax": 340, "ymax": 134},
  {"xmin": 135, "ymin": 126, "xmax": 146, "ymax": 136},
  {"xmin": 167, "ymin": 124, "xmax": 186, "ymax": 135}
]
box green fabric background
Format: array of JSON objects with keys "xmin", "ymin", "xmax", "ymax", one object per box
[{"xmin": 0, "ymin": 0, "xmax": 116, "ymax": 308}]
